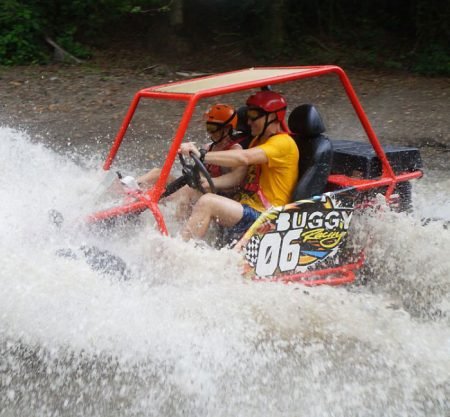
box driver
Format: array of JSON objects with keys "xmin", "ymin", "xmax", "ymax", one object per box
[
  {"xmin": 137, "ymin": 104, "xmax": 247, "ymax": 217},
  {"xmin": 179, "ymin": 90, "xmax": 299, "ymax": 242},
  {"xmin": 137, "ymin": 104, "xmax": 245, "ymax": 188}
]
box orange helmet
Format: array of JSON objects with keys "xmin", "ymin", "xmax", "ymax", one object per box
[{"xmin": 203, "ymin": 104, "xmax": 237, "ymax": 129}]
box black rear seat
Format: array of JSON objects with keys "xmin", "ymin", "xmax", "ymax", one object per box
[{"xmin": 288, "ymin": 104, "xmax": 333, "ymax": 201}]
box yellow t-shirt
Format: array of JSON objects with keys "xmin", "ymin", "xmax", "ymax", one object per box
[{"xmin": 240, "ymin": 133, "xmax": 299, "ymax": 212}]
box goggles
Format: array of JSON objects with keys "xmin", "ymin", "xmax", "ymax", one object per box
[
  {"xmin": 246, "ymin": 108, "xmax": 267, "ymax": 121},
  {"xmin": 206, "ymin": 122, "xmax": 223, "ymax": 134}
]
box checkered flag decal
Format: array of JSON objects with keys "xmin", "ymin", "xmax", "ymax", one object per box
[{"xmin": 245, "ymin": 235, "xmax": 261, "ymax": 267}]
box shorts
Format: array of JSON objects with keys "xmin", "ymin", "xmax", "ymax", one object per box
[
  {"xmin": 217, "ymin": 204, "xmax": 261, "ymax": 248},
  {"xmin": 228, "ymin": 204, "xmax": 261, "ymax": 235}
]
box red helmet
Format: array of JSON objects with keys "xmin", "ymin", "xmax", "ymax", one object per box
[
  {"xmin": 246, "ymin": 91, "xmax": 287, "ymax": 122},
  {"xmin": 203, "ymin": 104, "xmax": 237, "ymax": 129}
]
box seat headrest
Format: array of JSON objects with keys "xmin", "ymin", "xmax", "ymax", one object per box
[
  {"xmin": 236, "ymin": 105, "xmax": 251, "ymax": 135},
  {"xmin": 288, "ymin": 104, "xmax": 326, "ymax": 138}
]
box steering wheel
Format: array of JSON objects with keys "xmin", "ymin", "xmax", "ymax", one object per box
[
  {"xmin": 179, "ymin": 152, "xmax": 217, "ymax": 194},
  {"xmin": 160, "ymin": 152, "xmax": 216, "ymax": 199}
]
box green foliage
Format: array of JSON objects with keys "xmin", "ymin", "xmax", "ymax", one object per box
[
  {"xmin": 0, "ymin": 0, "xmax": 163, "ymax": 65},
  {"xmin": 1, "ymin": 0, "xmax": 449, "ymax": 75},
  {"xmin": 412, "ymin": 46, "xmax": 450, "ymax": 76},
  {"xmin": 0, "ymin": 0, "xmax": 47, "ymax": 65},
  {"xmin": 130, "ymin": 0, "xmax": 171, "ymax": 14},
  {"xmin": 56, "ymin": 29, "xmax": 91, "ymax": 60}
]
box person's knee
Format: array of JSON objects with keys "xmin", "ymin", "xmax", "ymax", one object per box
[
  {"xmin": 138, "ymin": 167, "xmax": 162, "ymax": 186},
  {"xmin": 195, "ymin": 193, "xmax": 215, "ymax": 211},
  {"xmin": 192, "ymin": 194, "xmax": 226, "ymax": 220},
  {"xmin": 149, "ymin": 167, "xmax": 162, "ymax": 176}
]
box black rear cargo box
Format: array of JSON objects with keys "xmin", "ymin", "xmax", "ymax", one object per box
[{"xmin": 331, "ymin": 139, "xmax": 422, "ymax": 178}]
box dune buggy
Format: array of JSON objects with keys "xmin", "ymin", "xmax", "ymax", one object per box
[{"xmin": 87, "ymin": 66, "xmax": 423, "ymax": 285}]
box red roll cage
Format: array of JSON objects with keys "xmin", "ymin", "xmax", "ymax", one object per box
[{"xmin": 91, "ymin": 66, "xmax": 423, "ymax": 237}]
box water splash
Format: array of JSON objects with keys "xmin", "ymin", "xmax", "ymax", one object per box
[{"xmin": 0, "ymin": 127, "xmax": 449, "ymax": 416}]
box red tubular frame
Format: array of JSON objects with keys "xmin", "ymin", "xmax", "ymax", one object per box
[
  {"xmin": 102, "ymin": 66, "xmax": 422, "ymax": 191},
  {"xmin": 90, "ymin": 66, "xmax": 422, "ymax": 283},
  {"xmin": 277, "ymin": 251, "xmax": 365, "ymax": 286}
]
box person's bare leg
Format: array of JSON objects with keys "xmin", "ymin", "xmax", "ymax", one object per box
[
  {"xmin": 137, "ymin": 167, "xmax": 162, "ymax": 188},
  {"xmin": 175, "ymin": 186, "xmax": 202, "ymax": 220},
  {"xmin": 181, "ymin": 194, "xmax": 244, "ymax": 241}
]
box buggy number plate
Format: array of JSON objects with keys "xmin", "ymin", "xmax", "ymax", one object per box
[{"xmin": 242, "ymin": 195, "xmax": 353, "ymax": 278}]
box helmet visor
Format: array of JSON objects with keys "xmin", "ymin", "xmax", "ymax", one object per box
[
  {"xmin": 206, "ymin": 122, "xmax": 222, "ymax": 134},
  {"xmin": 247, "ymin": 108, "xmax": 266, "ymax": 121}
]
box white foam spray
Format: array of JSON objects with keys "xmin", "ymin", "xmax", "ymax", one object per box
[{"xmin": 0, "ymin": 127, "xmax": 448, "ymax": 417}]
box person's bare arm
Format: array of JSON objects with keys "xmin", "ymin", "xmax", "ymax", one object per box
[
  {"xmin": 201, "ymin": 165, "xmax": 247, "ymax": 191},
  {"xmin": 206, "ymin": 147, "xmax": 267, "ymax": 167},
  {"xmin": 180, "ymin": 142, "xmax": 267, "ymax": 167}
]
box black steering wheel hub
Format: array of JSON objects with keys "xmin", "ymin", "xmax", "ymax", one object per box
[{"xmin": 160, "ymin": 151, "xmax": 217, "ymax": 199}]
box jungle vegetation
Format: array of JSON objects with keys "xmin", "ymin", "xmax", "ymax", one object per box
[{"xmin": 1, "ymin": 0, "xmax": 449, "ymax": 75}]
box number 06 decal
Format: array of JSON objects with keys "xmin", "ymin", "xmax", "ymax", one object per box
[
  {"xmin": 255, "ymin": 230, "xmax": 301, "ymax": 276},
  {"xmin": 240, "ymin": 196, "xmax": 354, "ymax": 278}
]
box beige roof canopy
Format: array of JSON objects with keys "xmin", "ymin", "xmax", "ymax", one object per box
[{"xmin": 150, "ymin": 67, "xmax": 314, "ymax": 95}]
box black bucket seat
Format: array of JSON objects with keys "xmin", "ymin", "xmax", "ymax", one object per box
[{"xmin": 288, "ymin": 104, "xmax": 333, "ymax": 201}]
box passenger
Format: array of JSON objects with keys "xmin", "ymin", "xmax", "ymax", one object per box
[
  {"xmin": 137, "ymin": 104, "xmax": 247, "ymax": 217},
  {"xmin": 179, "ymin": 91, "xmax": 299, "ymax": 242}
]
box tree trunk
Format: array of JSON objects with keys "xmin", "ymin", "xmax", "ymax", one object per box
[
  {"xmin": 170, "ymin": 0, "xmax": 183, "ymax": 27},
  {"xmin": 268, "ymin": 0, "xmax": 285, "ymax": 53}
]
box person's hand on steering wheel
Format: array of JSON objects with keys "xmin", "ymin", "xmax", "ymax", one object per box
[
  {"xmin": 177, "ymin": 142, "xmax": 216, "ymax": 194},
  {"xmin": 179, "ymin": 142, "xmax": 200, "ymax": 158},
  {"xmin": 200, "ymin": 176, "xmax": 212, "ymax": 193}
]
